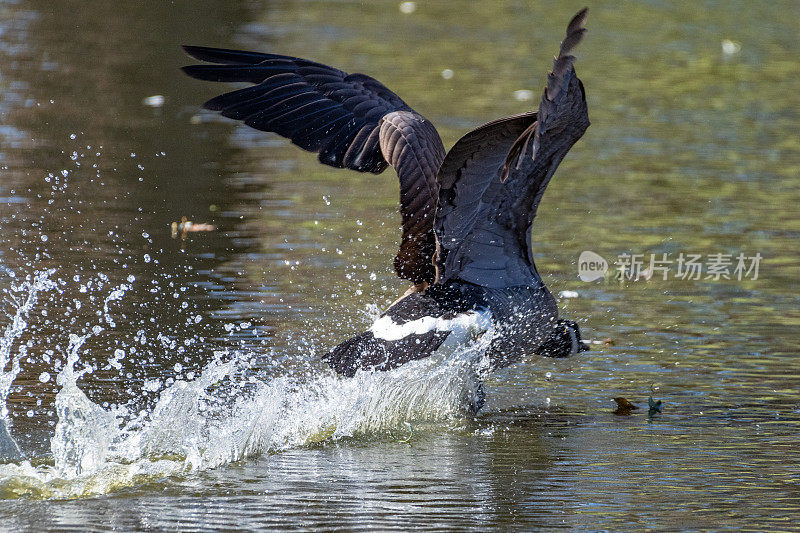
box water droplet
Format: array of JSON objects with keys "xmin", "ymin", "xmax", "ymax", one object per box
[
  {"xmin": 39, "ymin": 371, "xmax": 51, "ymax": 383},
  {"xmin": 142, "ymin": 94, "xmax": 165, "ymax": 107},
  {"xmin": 721, "ymin": 39, "xmax": 741, "ymax": 56},
  {"xmin": 399, "ymin": 1, "xmax": 416, "ymax": 14},
  {"xmin": 514, "ymin": 89, "xmax": 534, "ymax": 101}
]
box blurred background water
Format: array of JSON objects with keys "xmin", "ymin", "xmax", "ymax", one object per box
[{"xmin": 0, "ymin": 0, "xmax": 798, "ymax": 530}]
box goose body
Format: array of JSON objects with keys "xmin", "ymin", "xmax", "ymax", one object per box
[{"xmin": 183, "ymin": 9, "xmax": 591, "ymax": 382}]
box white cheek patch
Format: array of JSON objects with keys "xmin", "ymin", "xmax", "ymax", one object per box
[{"xmin": 370, "ymin": 309, "xmax": 492, "ymax": 342}]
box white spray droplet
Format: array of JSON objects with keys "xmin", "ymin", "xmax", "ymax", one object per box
[
  {"xmin": 514, "ymin": 89, "xmax": 534, "ymax": 101},
  {"xmin": 142, "ymin": 95, "xmax": 165, "ymax": 107},
  {"xmin": 399, "ymin": 1, "xmax": 416, "ymax": 14}
]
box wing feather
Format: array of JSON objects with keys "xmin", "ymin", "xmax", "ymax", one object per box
[
  {"xmin": 434, "ymin": 113, "xmax": 538, "ymax": 287},
  {"xmin": 434, "ymin": 9, "xmax": 590, "ymax": 287},
  {"xmin": 183, "ymin": 47, "xmax": 446, "ymax": 283}
]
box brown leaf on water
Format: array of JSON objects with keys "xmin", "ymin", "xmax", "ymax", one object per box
[
  {"xmin": 584, "ymin": 337, "xmax": 614, "ymax": 346},
  {"xmin": 171, "ymin": 216, "xmax": 216, "ymax": 239},
  {"xmin": 613, "ymin": 397, "xmax": 639, "ymax": 416}
]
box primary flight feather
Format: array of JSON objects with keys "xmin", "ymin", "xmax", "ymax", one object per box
[{"xmin": 183, "ymin": 9, "xmax": 591, "ymax": 391}]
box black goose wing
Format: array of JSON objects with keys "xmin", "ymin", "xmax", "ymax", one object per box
[
  {"xmin": 182, "ymin": 46, "xmax": 446, "ymax": 284},
  {"xmin": 503, "ymin": 8, "xmax": 590, "ymax": 257},
  {"xmin": 434, "ymin": 113, "xmax": 539, "ymax": 287},
  {"xmin": 434, "ymin": 9, "xmax": 590, "ymax": 288}
]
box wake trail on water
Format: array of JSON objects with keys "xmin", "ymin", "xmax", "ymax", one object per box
[{"xmin": 0, "ymin": 270, "xmax": 489, "ymax": 499}]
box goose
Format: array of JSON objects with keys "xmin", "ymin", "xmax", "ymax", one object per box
[{"xmin": 183, "ymin": 8, "xmax": 591, "ymax": 384}]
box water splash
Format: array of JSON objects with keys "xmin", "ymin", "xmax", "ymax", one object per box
[
  {"xmin": 0, "ymin": 270, "xmax": 491, "ymax": 499},
  {"xmin": 51, "ymin": 333, "xmax": 119, "ymax": 478},
  {"xmin": 0, "ymin": 347, "xmax": 488, "ymax": 499},
  {"xmin": 0, "ymin": 270, "xmax": 58, "ymax": 462}
]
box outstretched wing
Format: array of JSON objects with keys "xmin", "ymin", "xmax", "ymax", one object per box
[
  {"xmin": 503, "ymin": 8, "xmax": 590, "ymax": 257},
  {"xmin": 434, "ymin": 8, "xmax": 590, "ymax": 288},
  {"xmin": 434, "ymin": 113, "xmax": 539, "ymax": 287},
  {"xmin": 182, "ymin": 46, "xmax": 446, "ymax": 284}
]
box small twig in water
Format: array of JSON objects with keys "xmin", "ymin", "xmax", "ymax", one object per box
[{"xmin": 582, "ymin": 338, "xmax": 614, "ymax": 347}]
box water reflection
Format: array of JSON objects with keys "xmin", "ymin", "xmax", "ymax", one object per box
[{"xmin": 0, "ymin": 0, "xmax": 799, "ymax": 529}]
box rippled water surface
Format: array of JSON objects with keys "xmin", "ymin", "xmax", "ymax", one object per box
[{"xmin": 1, "ymin": 0, "xmax": 799, "ymax": 530}]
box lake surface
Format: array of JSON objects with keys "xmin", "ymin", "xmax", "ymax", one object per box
[{"xmin": 1, "ymin": 0, "xmax": 799, "ymax": 530}]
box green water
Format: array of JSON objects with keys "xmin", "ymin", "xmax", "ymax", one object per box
[{"xmin": 0, "ymin": 0, "xmax": 798, "ymax": 530}]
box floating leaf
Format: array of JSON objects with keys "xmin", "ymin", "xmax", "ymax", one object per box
[
  {"xmin": 583, "ymin": 337, "xmax": 614, "ymax": 347},
  {"xmin": 612, "ymin": 397, "xmax": 639, "ymax": 416},
  {"xmin": 648, "ymin": 395, "xmax": 663, "ymax": 417},
  {"xmin": 171, "ymin": 216, "xmax": 216, "ymax": 239}
]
